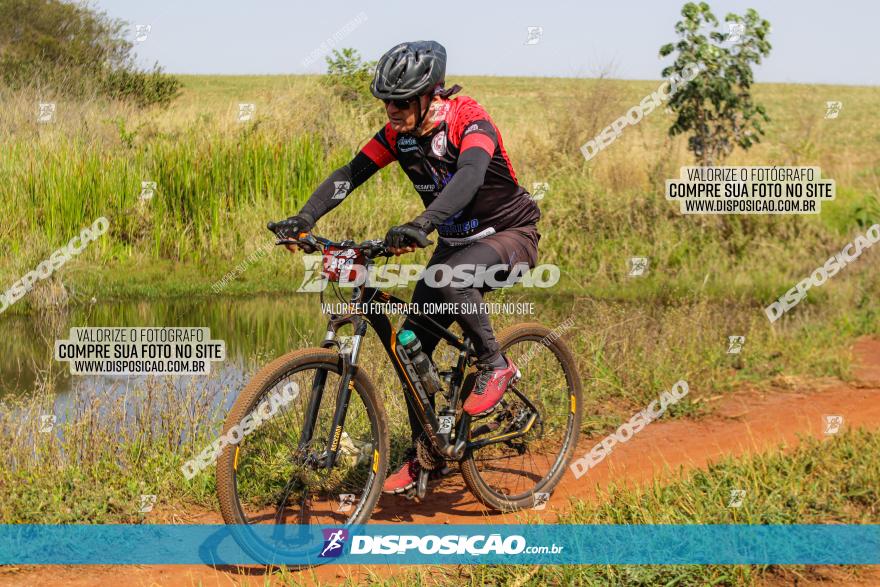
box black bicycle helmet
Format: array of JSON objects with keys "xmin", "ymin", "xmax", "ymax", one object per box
[{"xmin": 371, "ymin": 40, "xmax": 447, "ymax": 101}]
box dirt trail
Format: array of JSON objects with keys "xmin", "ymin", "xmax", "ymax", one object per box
[{"xmin": 3, "ymin": 338, "xmax": 879, "ymax": 587}]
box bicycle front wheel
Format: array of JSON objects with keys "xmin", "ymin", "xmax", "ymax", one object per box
[
  {"xmin": 216, "ymin": 348, "xmax": 388, "ymax": 561},
  {"xmin": 461, "ymin": 322, "xmax": 582, "ymax": 512}
]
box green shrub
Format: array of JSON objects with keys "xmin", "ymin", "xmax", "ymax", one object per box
[
  {"xmin": 322, "ymin": 48, "xmax": 376, "ymax": 104},
  {"xmin": 101, "ymin": 66, "xmax": 182, "ymax": 108},
  {"xmin": 660, "ymin": 2, "xmax": 772, "ymax": 165},
  {"xmin": 0, "ymin": 0, "xmax": 180, "ymax": 108}
]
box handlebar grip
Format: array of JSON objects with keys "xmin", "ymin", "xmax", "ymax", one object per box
[{"xmin": 267, "ymin": 219, "xmax": 310, "ymax": 240}]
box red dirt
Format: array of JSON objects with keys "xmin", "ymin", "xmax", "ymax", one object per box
[{"xmin": 2, "ymin": 337, "xmax": 879, "ymax": 587}]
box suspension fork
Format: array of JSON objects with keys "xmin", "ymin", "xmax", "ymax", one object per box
[
  {"xmin": 315, "ymin": 317, "xmax": 367, "ymax": 468},
  {"xmin": 297, "ymin": 316, "xmax": 364, "ymax": 455}
]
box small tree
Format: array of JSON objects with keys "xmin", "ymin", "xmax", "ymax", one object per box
[
  {"xmin": 323, "ymin": 48, "xmax": 376, "ymax": 104},
  {"xmin": 660, "ymin": 2, "xmax": 771, "ymax": 166}
]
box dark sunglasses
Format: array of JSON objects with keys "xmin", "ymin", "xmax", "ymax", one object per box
[{"xmin": 382, "ymin": 97, "xmax": 416, "ymax": 109}]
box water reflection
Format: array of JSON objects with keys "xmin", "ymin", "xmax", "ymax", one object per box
[{"xmin": 0, "ymin": 295, "xmax": 329, "ymax": 399}]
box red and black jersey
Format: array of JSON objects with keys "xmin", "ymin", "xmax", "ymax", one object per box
[
  {"xmin": 297, "ymin": 95, "xmax": 539, "ymax": 245},
  {"xmin": 360, "ymin": 96, "xmax": 539, "ymax": 243}
]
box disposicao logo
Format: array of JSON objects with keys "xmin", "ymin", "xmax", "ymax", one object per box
[{"xmin": 320, "ymin": 528, "xmax": 349, "ymax": 558}]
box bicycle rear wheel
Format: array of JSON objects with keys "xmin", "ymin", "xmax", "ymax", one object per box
[
  {"xmin": 216, "ymin": 348, "xmax": 388, "ymax": 563},
  {"xmin": 461, "ymin": 322, "xmax": 582, "ymax": 512}
]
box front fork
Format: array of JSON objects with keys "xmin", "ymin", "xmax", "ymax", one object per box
[{"xmin": 298, "ymin": 316, "xmax": 367, "ymax": 469}]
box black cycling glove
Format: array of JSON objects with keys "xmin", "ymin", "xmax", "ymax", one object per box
[
  {"xmin": 384, "ymin": 218, "xmax": 433, "ymax": 250},
  {"xmin": 267, "ymin": 215, "xmax": 317, "ymax": 252}
]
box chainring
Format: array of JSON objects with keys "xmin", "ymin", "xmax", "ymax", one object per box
[{"xmin": 416, "ymin": 436, "xmax": 445, "ymax": 471}]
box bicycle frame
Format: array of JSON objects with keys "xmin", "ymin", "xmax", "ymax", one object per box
[
  {"xmin": 299, "ymin": 284, "xmax": 465, "ymax": 466},
  {"xmin": 300, "ymin": 283, "xmax": 538, "ymax": 471}
]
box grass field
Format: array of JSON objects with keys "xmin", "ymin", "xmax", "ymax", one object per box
[
  {"xmin": 1, "ymin": 73, "xmax": 879, "ymax": 587},
  {"xmin": 3, "ymin": 75, "xmax": 879, "ymax": 305},
  {"xmin": 2, "ymin": 75, "xmax": 879, "ymax": 550},
  {"xmin": 0, "ymin": 294, "xmax": 870, "ymax": 525},
  {"xmin": 3, "ymin": 74, "xmax": 879, "ymax": 383}
]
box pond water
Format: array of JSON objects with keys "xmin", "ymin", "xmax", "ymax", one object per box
[
  {"xmin": 0, "ymin": 295, "xmax": 332, "ymax": 401},
  {"xmin": 0, "ymin": 289, "xmax": 567, "ymax": 402}
]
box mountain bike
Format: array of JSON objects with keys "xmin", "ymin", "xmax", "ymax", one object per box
[{"xmin": 215, "ymin": 228, "xmax": 582, "ymax": 562}]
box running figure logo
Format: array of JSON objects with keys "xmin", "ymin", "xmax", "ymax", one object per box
[
  {"xmin": 39, "ymin": 414, "xmax": 56, "ymax": 433},
  {"xmin": 336, "ymin": 494, "xmax": 356, "ymax": 513},
  {"xmin": 134, "ymin": 24, "xmax": 151, "ymax": 43},
  {"xmin": 824, "ymin": 101, "xmax": 843, "ymax": 119},
  {"xmin": 533, "ymin": 492, "xmax": 550, "ymax": 510},
  {"xmin": 628, "ymin": 257, "xmax": 649, "ymax": 277},
  {"xmin": 728, "ymin": 489, "xmax": 746, "ymax": 508},
  {"xmin": 332, "ymin": 181, "xmax": 351, "ymax": 200},
  {"xmin": 524, "ymin": 26, "xmax": 543, "ymax": 45},
  {"xmin": 823, "ymin": 415, "xmax": 843, "ymax": 435},
  {"xmin": 725, "ymin": 23, "xmax": 745, "ymax": 46},
  {"xmin": 38, "ymin": 103, "xmax": 56, "ymax": 123},
  {"xmin": 438, "ymin": 415, "xmax": 454, "ymax": 434},
  {"xmin": 530, "ymin": 182, "xmax": 549, "ymax": 201},
  {"xmin": 320, "ymin": 528, "xmax": 349, "ymax": 558},
  {"xmin": 727, "ymin": 336, "xmax": 745, "ymax": 354},
  {"xmin": 297, "ymin": 254, "xmax": 328, "ymax": 293},
  {"xmin": 238, "ymin": 103, "xmax": 255, "ymax": 122},
  {"xmin": 140, "ymin": 181, "xmax": 157, "ymax": 201},
  {"xmin": 138, "ymin": 494, "xmax": 157, "ymax": 513}
]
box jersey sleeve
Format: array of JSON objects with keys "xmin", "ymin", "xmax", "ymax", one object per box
[
  {"xmin": 413, "ymin": 147, "xmax": 492, "ymax": 231},
  {"xmin": 360, "ymin": 124, "xmax": 398, "ymax": 168}
]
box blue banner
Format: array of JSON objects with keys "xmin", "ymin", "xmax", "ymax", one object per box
[{"xmin": 1, "ymin": 524, "xmax": 877, "ymax": 565}]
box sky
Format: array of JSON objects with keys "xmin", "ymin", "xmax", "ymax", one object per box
[{"xmin": 95, "ymin": 0, "xmax": 880, "ymax": 85}]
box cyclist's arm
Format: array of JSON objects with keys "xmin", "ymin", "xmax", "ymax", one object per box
[
  {"xmin": 297, "ymin": 130, "xmax": 397, "ymax": 226},
  {"xmin": 412, "ymin": 121, "xmax": 497, "ymax": 232}
]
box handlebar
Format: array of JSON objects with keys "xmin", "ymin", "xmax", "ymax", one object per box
[
  {"xmin": 268, "ymin": 219, "xmax": 438, "ymax": 259},
  {"xmin": 270, "ymin": 229, "xmax": 394, "ymax": 259}
]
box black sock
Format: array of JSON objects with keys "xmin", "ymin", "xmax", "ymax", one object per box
[{"xmin": 487, "ymin": 353, "xmax": 507, "ymax": 370}]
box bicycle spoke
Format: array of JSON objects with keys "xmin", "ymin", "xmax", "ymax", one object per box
[
  {"xmin": 231, "ymin": 362, "xmax": 378, "ymax": 527},
  {"xmin": 466, "ymin": 333, "xmax": 577, "ymax": 504}
]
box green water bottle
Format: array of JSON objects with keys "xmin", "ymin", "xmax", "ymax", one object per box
[{"xmin": 397, "ymin": 330, "xmax": 441, "ymax": 396}]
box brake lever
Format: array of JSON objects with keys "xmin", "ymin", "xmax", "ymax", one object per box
[
  {"xmin": 360, "ymin": 240, "xmax": 393, "ymax": 258},
  {"xmin": 275, "ymin": 231, "xmax": 320, "ymax": 250}
]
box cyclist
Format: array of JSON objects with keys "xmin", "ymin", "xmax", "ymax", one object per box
[{"xmin": 270, "ymin": 40, "xmax": 541, "ymax": 494}]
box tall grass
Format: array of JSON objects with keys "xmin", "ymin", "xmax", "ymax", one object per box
[
  {"xmin": 3, "ymin": 76, "xmax": 879, "ymax": 304},
  {"xmin": 2, "ymin": 127, "xmax": 337, "ymax": 260},
  {"xmin": 2, "ymin": 76, "xmax": 879, "ymax": 587},
  {"xmin": 0, "ymin": 371, "xmax": 239, "ymax": 523}
]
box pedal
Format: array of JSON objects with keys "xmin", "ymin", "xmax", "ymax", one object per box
[{"xmin": 474, "ymin": 398, "xmax": 511, "ymax": 420}]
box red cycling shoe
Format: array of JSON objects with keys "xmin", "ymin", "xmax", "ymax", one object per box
[
  {"xmin": 382, "ymin": 457, "xmax": 419, "ymax": 494},
  {"xmin": 463, "ymin": 356, "xmax": 520, "ymax": 417}
]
